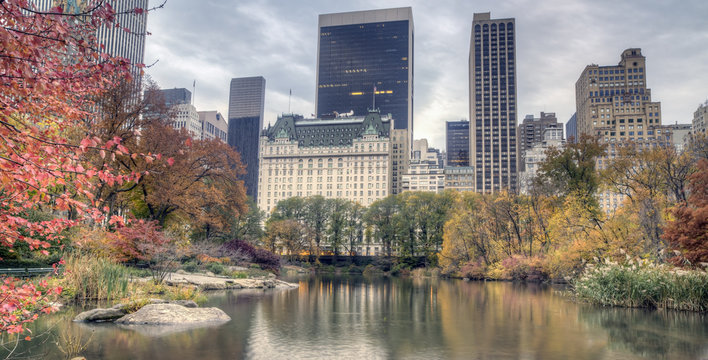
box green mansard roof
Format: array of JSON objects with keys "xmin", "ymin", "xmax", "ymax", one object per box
[{"xmin": 264, "ymin": 110, "xmax": 391, "ymax": 147}]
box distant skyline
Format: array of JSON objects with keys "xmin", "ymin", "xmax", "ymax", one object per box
[{"xmin": 144, "ymin": 0, "xmax": 708, "ymax": 149}]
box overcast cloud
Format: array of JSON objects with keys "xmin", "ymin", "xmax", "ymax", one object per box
[{"xmin": 144, "ymin": 0, "xmax": 708, "ymax": 149}]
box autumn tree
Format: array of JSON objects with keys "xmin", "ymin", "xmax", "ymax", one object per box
[
  {"xmin": 127, "ymin": 120, "xmax": 248, "ymax": 239},
  {"xmin": 264, "ymin": 219, "xmax": 306, "ymax": 259},
  {"xmin": 0, "ymin": 0, "xmax": 151, "ymax": 335},
  {"xmin": 663, "ymin": 159, "xmax": 708, "ymax": 267}
]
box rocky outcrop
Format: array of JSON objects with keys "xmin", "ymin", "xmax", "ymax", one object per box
[
  {"xmin": 73, "ymin": 307, "xmax": 127, "ymax": 322},
  {"xmin": 163, "ymin": 272, "xmax": 298, "ymax": 290},
  {"xmin": 114, "ymin": 304, "xmax": 230, "ymax": 325},
  {"xmin": 74, "ymin": 300, "xmax": 200, "ymax": 323}
]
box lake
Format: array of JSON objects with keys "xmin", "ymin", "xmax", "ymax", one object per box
[{"xmin": 9, "ymin": 275, "xmax": 708, "ymax": 359}]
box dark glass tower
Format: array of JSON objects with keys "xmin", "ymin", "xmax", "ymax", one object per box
[
  {"xmin": 316, "ymin": 8, "xmax": 413, "ymax": 145},
  {"xmin": 228, "ymin": 76, "xmax": 265, "ymax": 202},
  {"xmin": 469, "ymin": 12, "xmax": 517, "ymax": 193},
  {"xmin": 446, "ymin": 120, "xmax": 470, "ymax": 167}
]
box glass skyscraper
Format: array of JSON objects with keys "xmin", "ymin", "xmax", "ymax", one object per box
[
  {"xmin": 446, "ymin": 120, "xmax": 470, "ymax": 167},
  {"xmin": 316, "ymin": 8, "xmax": 413, "ymax": 145},
  {"xmin": 228, "ymin": 76, "xmax": 266, "ymax": 202},
  {"xmin": 469, "ymin": 12, "xmax": 517, "ymax": 193}
]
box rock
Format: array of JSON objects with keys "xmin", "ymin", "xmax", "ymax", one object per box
[
  {"xmin": 169, "ymin": 300, "xmax": 198, "ymax": 308},
  {"xmin": 176, "ymin": 269, "xmax": 187, "ymax": 275},
  {"xmin": 149, "ymin": 298, "xmax": 169, "ymax": 305},
  {"xmin": 205, "ymin": 271, "xmax": 215, "ymax": 277},
  {"xmin": 115, "ymin": 304, "xmax": 230, "ymax": 325},
  {"xmin": 74, "ymin": 307, "xmax": 127, "ymax": 322},
  {"xmin": 111, "ymin": 303, "xmax": 125, "ymax": 309}
]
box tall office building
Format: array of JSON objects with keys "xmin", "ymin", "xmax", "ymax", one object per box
[
  {"xmin": 469, "ymin": 12, "xmax": 517, "ymax": 193},
  {"xmin": 199, "ymin": 111, "xmax": 228, "ymax": 142},
  {"xmin": 446, "ymin": 120, "xmax": 470, "ymax": 167},
  {"xmin": 517, "ymin": 112, "xmax": 560, "ymax": 171},
  {"xmin": 152, "ymin": 88, "xmax": 201, "ymax": 139},
  {"xmin": 228, "ymin": 76, "xmax": 266, "ymax": 201},
  {"xmin": 576, "ymin": 48, "xmax": 667, "ymax": 214},
  {"xmin": 566, "ymin": 113, "xmax": 577, "ymax": 142},
  {"xmin": 575, "ymin": 49, "xmax": 663, "ymax": 142},
  {"xmin": 693, "ymin": 100, "xmax": 708, "ymax": 135},
  {"xmin": 33, "ymin": 0, "xmax": 148, "ymax": 82},
  {"xmin": 316, "ymin": 7, "xmax": 414, "ymax": 146}
]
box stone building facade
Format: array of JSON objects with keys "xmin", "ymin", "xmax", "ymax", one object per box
[{"xmin": 257, "ymin": 110, "xmax": 392, "ymax": 214}]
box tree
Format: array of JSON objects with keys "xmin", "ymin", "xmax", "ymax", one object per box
[
  {"xmin": 0, "ymin": 0, "xmax": 146, "ymax": 336},
  {"xmin": 128, "ymin": 121, "xmax": 248, "ymax": 237},
  {"xmin": 365, "ymin": 196, "xmax": 403, "ymax": 257},
  {"xmin": 326, "ymin": 198, "xmax": 351, "ymax": 259},
  {"xmin": 303, "ymin": 196, "xmax": 330, "ymax": 256},
  {"xmin": 229, "ymin": 198, "xmax": 265, "ymax": 245},
  {"xmin": 663, "ymin": 159, "xmax": 708, "ymax": 267},
  {"xmin": 536, "ymin": 134, "xmax": 606, "ymax": 212},
  {"xmin": 344, "ymin": 202, "xmax": 365, "ymax": 255},
  {"xmin": 264, "ymin": 219, "xmax": 306, "ymax": 259}
]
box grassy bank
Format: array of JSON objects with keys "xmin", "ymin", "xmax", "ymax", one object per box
[{"xmin": 574, "ymin": 260, "xmax": 708, "ymax": 312}]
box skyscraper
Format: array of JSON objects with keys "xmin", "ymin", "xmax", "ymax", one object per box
[
  {"xmin": 32, "ymin": 0, "xmax": 148, "ymax": 81},
  {"xmin": 517, "ymin": 112, "xmax": 560, "ymax": 171},
  {"xmin": 575, "ymin": 48, "xmax": 662, "ymax": 143},
  {"xmin": 566, "ymin": 113, "xmax": 577, "ymax": 142},
  {"xmin": 575, "ymin": 48, "xmax": 667, "ymax": 214},
  {"xmin": 446, "ymin": 120, "xmax": 470, "ymax": 167},
  {"xmin": 316, "ymin": 7, "xmax": 414, "ymax": 145},
  {"xmin": 228, "ymin": 76, "xmax": 266, "ymax": 202},
  {"xmin": 469, "ymin": 12, "xmax": 517, "ymax": 193}
]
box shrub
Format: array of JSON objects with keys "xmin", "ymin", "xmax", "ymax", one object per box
[
  {"xmin": 346, "ymin": 264, "xmax": 363, "ymax": 274},
  {"xmin": 206, "ymin": 262, "xmax": 225, "ymax": 275},
  {"xmin": 182, "ymin": 260, "xmax": 199, "ymax": 273},
  {"xmin": 362, "ymin": 264, "xmax": 383, "ymax": 276},
  {"xmin": 574, "ymin": 260, "xmax": 708, "ymax": 312},
  {"xmin": 230, "ymin": 271, "xmax": 248, "ymax": 279},
  {"xmin": 221, "ymin": 239, "xmax": 281, "ymax": 273},
  {"xmin": 460, "ymin": 260, "xmax": 486, "ymax": 280}
]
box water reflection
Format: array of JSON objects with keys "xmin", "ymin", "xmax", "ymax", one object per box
[{"xmin": 5, "ymin": 276, "xmax": 708, "ymax": 359}]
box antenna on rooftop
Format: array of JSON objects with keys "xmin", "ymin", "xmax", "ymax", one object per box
[
  {"xmin": 288, "ymin": 89, "xmax": 292, "ymax": 114},
  {"xmin": 372, "ymin": 84, "xmax": 377, "ymax": 110},
  {"xmin": 192, "ymin": 79, "xmax": 196, "ymax": 106}
]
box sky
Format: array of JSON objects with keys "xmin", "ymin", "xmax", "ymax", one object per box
[{"xmin": 143, "ymin": 0, "xmax": 708, "ymax": 149}]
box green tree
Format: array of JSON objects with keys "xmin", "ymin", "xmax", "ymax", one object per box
[
  {"xmin": 537, "ymin": 134, "xmax": 606, "ymax": 218},
  {"xmin": 365, "ymin": 196, "xmax": 402, "ymax": 257},
  {"xmin": 327, "ymin": 198, "xmax": 351, "ymax": 259}
]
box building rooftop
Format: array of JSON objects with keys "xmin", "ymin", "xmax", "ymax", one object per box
[{"xmin": 263, "ymin": 110, "xmax": 391, "ymax": 147}]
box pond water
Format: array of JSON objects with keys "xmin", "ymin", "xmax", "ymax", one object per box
[{"xmin": 8, "ymin": 275, "xmax": 708, "ymax": 359}]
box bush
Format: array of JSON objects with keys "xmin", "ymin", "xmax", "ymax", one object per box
[
  {"xmin": 362, "ymin": 264, "xmax": 383, "ymax": 276},
  {"xmin": 221, "ymin": 239, "xmax": 281, "ymax": 273},
  {"xmin": 346, "ymin": 264, "xmax": 363, "ymax": 274},
  {"xmin": 182, "ymin": 260, "xmax": 199, "ymax": 273},
  {"xmin": 206, "ymin": 262, "xmax": 225, "ymax": 275},
  {"xmin": 460, "ymin": 260, "xmax": 486, "ymax": 280},
  {"xmin": 574, "ymin": 260, "xmax": 708, "ymax": 312}
]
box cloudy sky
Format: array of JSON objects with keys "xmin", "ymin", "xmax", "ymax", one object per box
[{"xmin": 144, "ymin": 0, "xmax": 708, "ymax": 149}]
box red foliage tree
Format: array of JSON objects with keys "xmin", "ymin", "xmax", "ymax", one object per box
[
  {"xmin": 0, "ymin": 0, "xmax": 148, "ymax": 335},
  {"xmin": 663, "ymin": 159, "xmax": 708, "ymax": 267}
]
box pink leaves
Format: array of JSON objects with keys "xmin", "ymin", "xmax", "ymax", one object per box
[{"xmin": 166, "ymin": 157, "xmax": 175, "ymax": 166}]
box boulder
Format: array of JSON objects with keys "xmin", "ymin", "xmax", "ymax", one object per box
[
  {"xmin": 74, "ymin": 307, "xmax": 127, "ymax": 322},
  {"xmin": 114, "ymin": 304, "xmax": 230, "ymax": 325}
]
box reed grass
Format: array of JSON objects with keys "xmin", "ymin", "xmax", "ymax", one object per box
[
  {"xmin": 61, "ymin": 253, "xmax": 130, "ymax": 302},
  {"xmin": 574, "ymin": 260, "xmax": 708, "ymax": 312}
]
